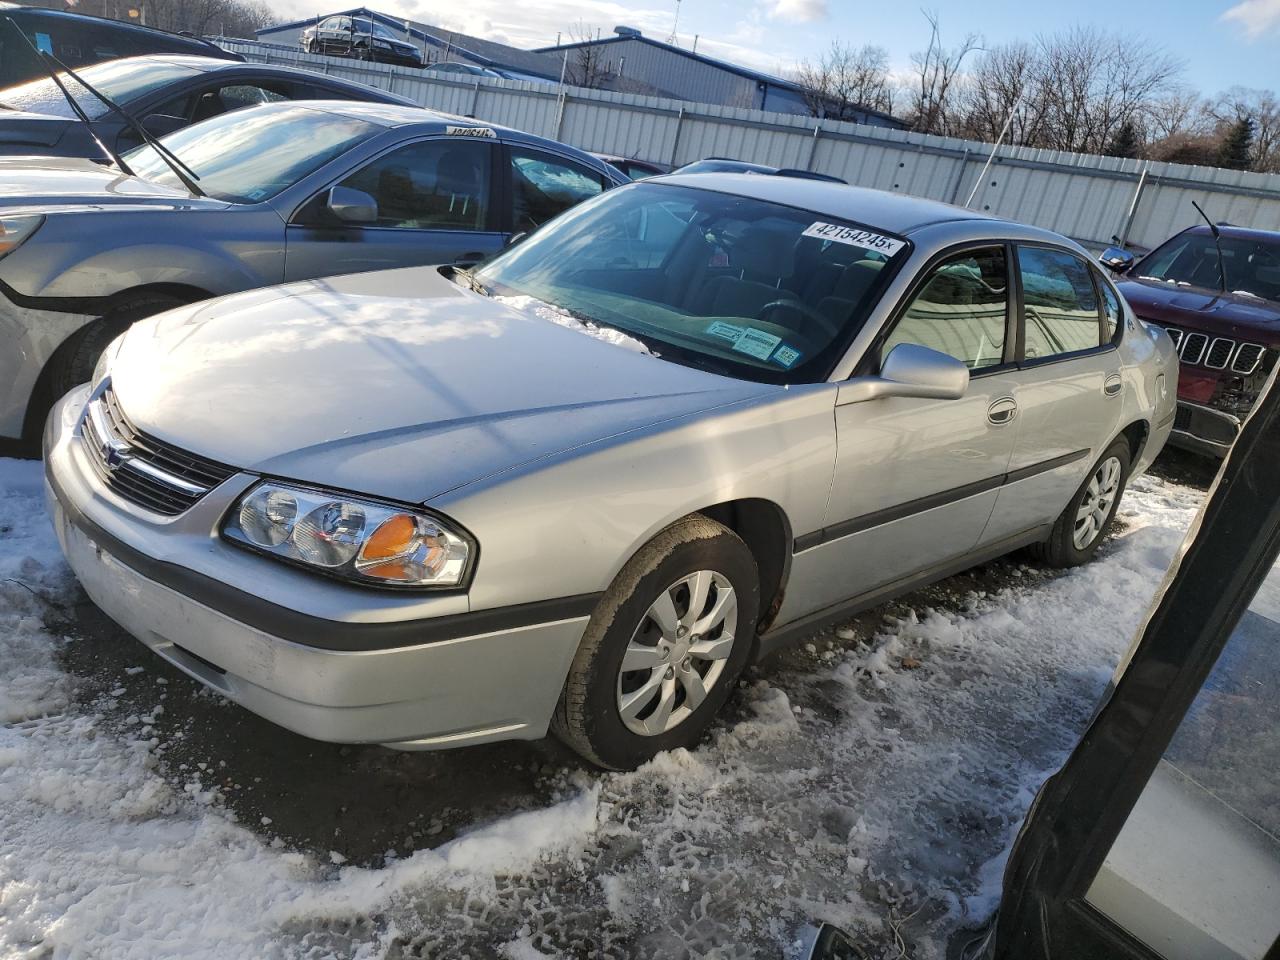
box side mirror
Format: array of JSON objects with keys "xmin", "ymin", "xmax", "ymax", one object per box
[
  {"xmin": 326, "ymin": 186, "xmax": 377, "ymax": 224},
  {"xmin": 803, "ymin": 923, "xmax": 862, "ymax": 960},
  {"xmin": 1099, "ymin": 246, "xmax": 1135, "ymax": 274},
  {"xmin": 839, "ymin": 343, "xmax": 970, "ymax": 404},
  {"xmin": 141, "ymin": 113, "xmax": 185, "ymax": 138}
]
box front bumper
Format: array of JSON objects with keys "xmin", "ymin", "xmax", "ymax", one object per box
[
  {"xmin": 1168, "ymin": 400, "xmax": 1239, "ymax": 458},
  {"xmin": 44, "ymin": 387, "xmax": 591, "ymax": 749}
]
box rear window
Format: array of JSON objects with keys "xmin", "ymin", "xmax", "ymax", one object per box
[{"xmin": 0, "ymin": 57, "xmax": 200, "ymax": 119}]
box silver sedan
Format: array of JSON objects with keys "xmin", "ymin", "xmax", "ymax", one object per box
[{"xmin": 44, "ymin": 174, "xmax": 1178, "ymax": 769}]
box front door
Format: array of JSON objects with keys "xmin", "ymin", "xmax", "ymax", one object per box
[
  {"xmin": 985, "ymin": 245, "xmax": 1125, "ymax": 541},
  {"xmin": 796, "ymin": 245, "xmax": 1023, "ymax": 613},
  {"xmin": 283, "ymin": 136, "xmax": 505, "ymax": 282}
]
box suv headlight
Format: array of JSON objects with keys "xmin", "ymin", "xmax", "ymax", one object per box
[
  {"xmin": 223, "ymin": 482, "xmax": 473, "ymax": 588},
  {"xmin": 0, "ymin": 215, "xmax": 44, "ymax": 260}
]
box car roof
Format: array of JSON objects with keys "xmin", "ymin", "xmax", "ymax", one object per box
[
  {"xmin": 656, "ymin": 172, "xmax": 1000, "ymax": 235},
  {"xmin": 203, "ymin": 100, "xmax": 620, "ymax": 176},
  {"xmin": 1184, "ymin": 223, "xmax": 1280, "ymax": 243}
]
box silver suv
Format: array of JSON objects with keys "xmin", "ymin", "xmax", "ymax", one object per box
[
  {"xmin": 45, "ymin": 175, "xmax": 1177, "ymax": 769},
  {"xmin": 0, "ymin": 100, "xmax": 624, "ymax": 448}
]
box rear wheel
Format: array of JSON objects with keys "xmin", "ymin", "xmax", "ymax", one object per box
[
  {"xmin": 552, "ymin": 515, "xmax": 759, "ymax": 770},
  {"xmin": 1031, "ymin": 439, "xmax": 1132, "ymax": 567}
]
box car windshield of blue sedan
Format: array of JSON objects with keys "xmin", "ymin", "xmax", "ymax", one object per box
[
  {"xmin": 472, "ymin": 182, "xmax": 909, "ymax": 382},
  {"xmin": 0, "ymin": 58, "xmax": 201, "ymax": 120},
  {"xmin": 122, "ymin": 106, "xmax": 379, "ymax": 203}
]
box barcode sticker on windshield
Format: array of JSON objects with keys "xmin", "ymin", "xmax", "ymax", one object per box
[
  {"xmin": 732, "ymin": 328, "xmax": 782, "ymax": 361},
  {"xmin": 705, "ymin": 320, "xmax": 745, "ymax": 342},
  {"xmin": 802, "ymin": 222, "xmax": 906, "ymax": 256}
]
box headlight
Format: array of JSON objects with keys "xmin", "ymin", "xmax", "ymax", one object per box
[
  {"xmin": 223, "ymin": 482, "xmax": 473, "ymax": 588},
  {"xmin": 0, "ymin": 215, "xmax": 44, "ymax": 260}
]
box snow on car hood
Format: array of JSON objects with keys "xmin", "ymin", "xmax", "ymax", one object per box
[
  {"xmin": 109, "ymin": 266, "xmax": 774, "ymax": 503},
  {"xmin": 0, "ymin": 155, "xmax": 223, "ymax": 210}
]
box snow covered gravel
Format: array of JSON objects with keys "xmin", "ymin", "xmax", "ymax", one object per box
[{"xmin": 0, "ymin": 456, "xmax": 1205, "ymax": 959}]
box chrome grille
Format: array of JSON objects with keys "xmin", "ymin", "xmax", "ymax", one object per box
[
  {"xmin": 1152, "ymin": 323, "xmax": 1268, "ymax": 376},
  {"xmin": 81, "ymin": 386, "xmax": 236, "ymax": 516}
]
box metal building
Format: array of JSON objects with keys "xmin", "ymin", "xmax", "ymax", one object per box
[{"xmin": 535, "ymin": 26, "xmax": 904, "ymax": 127}]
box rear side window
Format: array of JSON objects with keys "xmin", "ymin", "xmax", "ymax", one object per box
[
  {"xmin": 881, "ymin": 246, "xmax": 1009, "ymax": 371},
  {"xmin": 509, "ymin": 149, "xmax": 606, "ymax": 231},
  {"xmin": 1019, "ymin": 246, "xmax": 1103, "ymax": 361},
  {"xmin": 1098, "ymin": 271, "xmax": 1124, "ymax": 343}
]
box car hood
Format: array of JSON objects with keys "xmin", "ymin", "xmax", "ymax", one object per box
[
  {"xmin": 0, "ymin": 155, "xmax": 223, "ymax": 210},
  {"xmin": 1118, "ymin": 277, "xmax": 1280, "ymax": 344},
  {"xmin": 110, "ymin": 267, "xmax": 776, "ymax": 504},
  {"xmin": 0, "ymin": 111, "xmax": 74, "ymax": 149}
]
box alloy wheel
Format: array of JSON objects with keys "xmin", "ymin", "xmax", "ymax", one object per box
[
  {"xmin": 615, "ymin": 570, "xmax": 738, "ymax": 736},
  {"xmin": 1073, "ymin": 456, "xmax": 1123, "ymax": 550}
]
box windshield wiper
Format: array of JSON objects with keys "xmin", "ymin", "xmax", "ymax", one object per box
[
  {"xmin": 4, "ymin": 18, "xmax": 136, "ymax": 175},
  {"xmin": 5, "ymin": 19, "xmax": 206, "ymax": 198}
]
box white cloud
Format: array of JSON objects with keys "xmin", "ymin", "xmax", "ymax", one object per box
[
  {"xmin": 1221, "ymin": 0, "xmax": 1280, "ymax": 38},
  {"xmin": 767, "ymin": 0, "xmax": 828, "ymax": 22}
]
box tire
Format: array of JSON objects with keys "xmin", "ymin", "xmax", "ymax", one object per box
[
  {"xmin": 1030, "ymin": 439, "xmax": 1132, "ymax": 568},
  {"xmin": 552, "ymin": 515, "xmax": 760, "ymax": 770}
]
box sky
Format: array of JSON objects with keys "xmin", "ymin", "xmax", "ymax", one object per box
[{"xmin": 271, "ymin": 0, "xmax": 1280, "ymax": 95}]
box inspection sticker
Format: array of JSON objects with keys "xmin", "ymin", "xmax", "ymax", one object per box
[
  {"xmin": 446, "ymin": 125, "xmax": 497, "ymax": 138},
  {"xmin": 705, "ymin": 320, "xmax": 745, "ymax": 342},
  {"xmin": 772, "ymin": 344, "xmax": 802, "ymax": 368},
  {"xmin": 802, "ymin": 222, "xmax": 906, "ymax": 256},
  {"xmin": 732, "ymin": 327, "xmax": 782, "ymax": 361}
]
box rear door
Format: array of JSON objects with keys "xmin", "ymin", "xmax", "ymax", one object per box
[
  {"xmin": 798, "ymin": 244, "xmax": 1024, "ymax": 610},
  {"xmin": 283, "ymin": 135, "xmax": 504, "ymax": 281},
  {"xmin": 982, "ymin": 244, "xmax": 1125, "ymax": 543}
]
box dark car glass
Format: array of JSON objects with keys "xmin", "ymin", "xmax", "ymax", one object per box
[
  {"xmin": 1137, "ymin": 233, "xmax": 1280, "ymax": 303},
  {"xmin": 123, "ymin": 105, "xmax": 379, "ymax": 203},
  {"xmin": 0, "ymin": 57, "xmax": 201, "ymax": 120},
  {"xmin": 474, "ymin": 181, "xmax": 909, "ymax": 384}
]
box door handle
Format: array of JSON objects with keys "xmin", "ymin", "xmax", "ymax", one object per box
[
  {"xmin": 987, "ymin": 396, "xmax": 1018, "ymax": 425},
  {"xmin": 1103, "ymin": 373, "xmax": 1123, "ymax": 397}
]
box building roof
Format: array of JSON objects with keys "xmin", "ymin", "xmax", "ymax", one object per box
[
  {"xmin": 535, "ymin": 31, "xmax": 805, "ymax": 93},
  {"xmin": 534, "ymin": 30, "xmax": 901, "ymax": 125}
]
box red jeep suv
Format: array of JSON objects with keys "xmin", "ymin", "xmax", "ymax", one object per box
[{"xmin": 1102, "ymin": 224, "xmax": 1280, "ymax": 456}]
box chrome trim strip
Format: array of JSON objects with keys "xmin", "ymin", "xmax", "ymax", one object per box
[
  {"xmin": 86, "ymin": 396, "xmax": 209, "ymax": 497},
  {"xmin": 122, "ymin": 456, "xmax": 209, "ymax": 496}
]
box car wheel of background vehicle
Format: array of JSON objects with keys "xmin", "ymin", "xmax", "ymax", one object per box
[
  {"xmin": 552, "ymin": 514, "xmax": 759, "ymax": 770},
  {"xmin": 1031, "ymin": 439, "xmax": 1132, "ymax": 568},
  {"xmin": 306, "ymin": 39, "xmax": 318, "ymax": 53}
]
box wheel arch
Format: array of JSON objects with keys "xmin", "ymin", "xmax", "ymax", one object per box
[
  {"xmin": 694, "ymin": 497, "xmax": 793, "ymax": 636},
  {"xmin": 20, "ymin": 283, "xmax": 212, "ymax": 441},
  {"xmin": 1117, "ymin": 418, "xmax": 1151, "ymax": 466}
]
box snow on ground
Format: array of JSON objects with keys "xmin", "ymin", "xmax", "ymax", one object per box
[{"xmin": 0, "ymin": 456, "xmax": 1205, "ymax": 959}]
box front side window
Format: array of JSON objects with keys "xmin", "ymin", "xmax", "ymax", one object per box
[
  {"xmin": 1019, "ymin": 246, "xmax": 1103, "ymax": 361},
  {"xmin": 336, "ymin": 139, "xmax": 491, "ymax": 230},
  {"xmin": 509, "ymin": 149, "xmax": 606, "ymax": 231},
  {"xmin": 124, "ymin": 105, "xmax": 378, "ymax": 203},
  {"xmin": 1137, "ymin": 232, "xmax": 1280, "ymax": 303},
  {"xmin": 881, "ymin": 247, "xmax": 1008, "ymax": 371},
  {"xmin": 472, "ymin": 182, "xmax": 909, "ymax": 383}
]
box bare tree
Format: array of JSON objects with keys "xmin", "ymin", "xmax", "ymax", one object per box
[
  {"xmin": 1209, "ymin": 87, "xmax": 1280, "ymax": 172},
  {"xmin": 905, "ymin": 10, "xmax": 980, "ymax": 135},
  {"xmin": 1143, "ymin": 86, "xmax": 1209, "ymax": 143},
  {"xmin": 953, "ymin": 42, "xmax": 1048, "ymax": 146},
  {"xmin": 563, "ymin": 22, "xmax": 610, "ymax": 89},
  {"xmin": 794, "ymin": 41, "xmax": 894, "ymax": 119}
]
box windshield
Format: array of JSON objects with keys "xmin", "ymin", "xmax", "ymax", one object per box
[
  {"xmin": 1136, "ymin": 231, "xmax": 1280, "ymax": 303},
  {"xmin": 123, "ymin": 105, "xmax": 378, "ymax": 203},
  {"xmin": 473, "ymin": 182, "xmax": 910, "ymax": 382},
  {"xmin": 0, "ymin": 58, "xmax": 200, "ymax": 120}
]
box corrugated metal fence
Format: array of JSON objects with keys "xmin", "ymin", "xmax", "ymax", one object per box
[{"xmin": 222, "ymin": 38, "xmax": 1280, "ymax": 252}]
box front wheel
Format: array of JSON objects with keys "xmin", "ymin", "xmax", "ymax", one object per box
[
  {"xmin": 552, "ymin": 515, "xmax": 759, "ymax": 770},
  {"xmin": 1031, "ymin": 439, "xmax": 1132, "ymax": 567}
]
